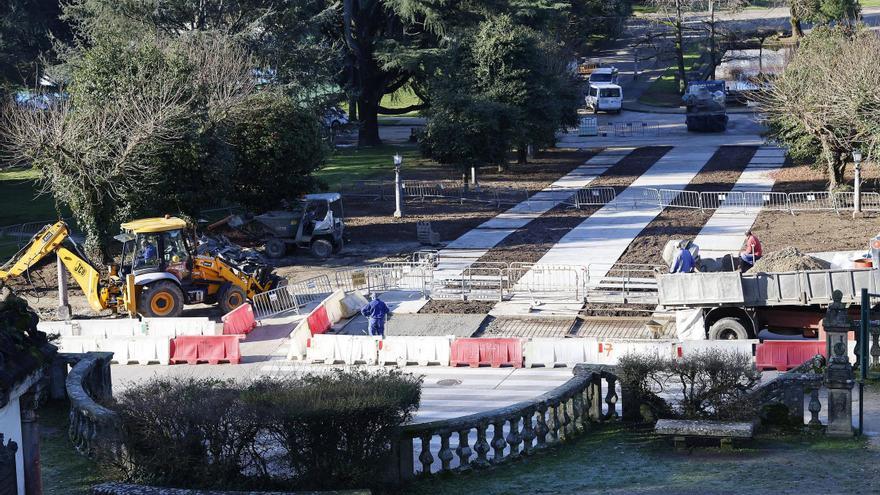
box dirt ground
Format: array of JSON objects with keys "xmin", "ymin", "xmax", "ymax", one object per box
[
  {"xmin": 768, "ymin": 160, "xmax": 880, "ymax": 193},
  {"xmin": 613, "ymin": 145, "xmax": 758, "ymax": 267},
  {"xmin": 751, "ymin": 211, "xmax": 880, "ymax": 253},
  {"xmin": 419, "ymin": 299, "xmax": 496, "ymax": 314}
]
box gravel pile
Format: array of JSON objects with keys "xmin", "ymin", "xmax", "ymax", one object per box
[{"xmin": 746, "ymin": 247, "xmax": 830, "ymax": 273}]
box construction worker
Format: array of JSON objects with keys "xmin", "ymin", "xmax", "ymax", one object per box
[
  {"xmin": 360, "ymin": 293, "xmax": 390, "ymax": 337},
  {"xmin": 670, "ymin": 240, "xmax": 695, "ymax": 273},
  {"xmin": 740, "ymin": 229, "xmax": 763, "ymax": 271}
]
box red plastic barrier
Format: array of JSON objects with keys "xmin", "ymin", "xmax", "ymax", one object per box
[
  {"xmin": 170, "ymin": 335, "xmax": 241, "ymax": 365},
  {"xmin": 307, "ymin": 306, "xmax": 332, "ymax": 335},
  {"xmin": 222, "ymin": 303, "xmax": 257, "ymax": 336},
  {"xmin": 450, "ymin": 338, "xmax": 523, "ymax": 368},
  {"xmin": 755, "ymin": 341, "xmax": 825, "ymax": 371}
]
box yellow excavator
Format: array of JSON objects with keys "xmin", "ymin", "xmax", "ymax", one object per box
[{"xmin": 0, "ymin": 217, "xmax": 279, "ymax": 317}]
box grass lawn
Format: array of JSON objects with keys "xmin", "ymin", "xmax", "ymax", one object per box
[
  {"xmin": 0, "ymin": 168, "xmax": 60, "ymax": 227},
  {"xmin": 40, "ymin": 401, "xmax": 121, "ymax": 494},
  {"xmin": 408, "ymin": 424, "xmax": 879, "ymax": 495},
  {"xmin": 341, "ymin": 87, "xmax": 423, "ymax": 119},
  {"xmin": 638, "ymin": 47, "xmax": 702, "ymax": 107},
  {"xmin": 317, "ymin": 144, "xmax": 435, "ymax": 190}
]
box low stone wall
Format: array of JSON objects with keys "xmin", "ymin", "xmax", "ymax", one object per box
[
  {"xmin": 91, "ymin": 483, "xmax": 368, "ymax": 495},
  {"xmin": 65, "ymin": 352, "xmax": 123, "ymax": 457}
]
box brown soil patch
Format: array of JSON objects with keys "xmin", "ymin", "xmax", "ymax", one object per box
[
  {"xmin": 419, "ymin": 300, "xmax": 496, "ymax": 314},
  {"xmin": 768, "ymin": 160, "xmax": 880, "ymax": 193},
  {"xmin": 746, "ymin": 247, "xmax": 830, "ymax": 273},
  {"xmin": 473, "ymin": 146, "xmax": 673, "ymax": 269},
  {"xmin": 750, "ymin": 211, "xmax": 880, "ymax": 253},
  {"xmin": 613, "ymin": 146, "xmax": 758, "ymax": 267}
]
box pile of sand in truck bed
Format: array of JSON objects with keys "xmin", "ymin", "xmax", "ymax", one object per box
[{"xmin": 746, "ymin": 247, "xmax": 830, "ymax": 273}]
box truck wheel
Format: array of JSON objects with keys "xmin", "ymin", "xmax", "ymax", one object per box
[
  {"xmin": 264, "ymin": 238, "xmax": 286, "ymax": 258},
  {"xmin": 139, "ymin": 281, "xmax": 184, "ymax": 318},
  {"xmin": 708, "ymin": 317, "xmax": 749, "ymax": 340},
  {"xmin": 218, "ymin": 285, "xmax": 247, "ymax": 314},
  {"xmin": 310, "ymin": 238, "xmax": 333, "ymax": 259},
  {"xmin": 332, "ymin": 238, "xmax": 344, "ymax": 254}
]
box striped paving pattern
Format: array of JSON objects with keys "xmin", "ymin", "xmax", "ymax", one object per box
[{"xmin": 479, "ymin": 317, "xmax": 577, "ymax": 338}]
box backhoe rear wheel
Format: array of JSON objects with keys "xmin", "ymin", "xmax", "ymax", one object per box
[
  {"xmin": 218, "ymin": 285, "xmax": 247, "ymax": 314},
  {"xmin": 139, "ymin": 281, "xmax": 184, "ymax": 318},
  {"xmin": 264, "ymin": 238, "xmax": 286, "ymax": 258}
]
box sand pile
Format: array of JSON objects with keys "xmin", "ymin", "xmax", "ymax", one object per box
[{"xmin": 746, "ymin": 247, "xmax": 830, "ymax": 273}]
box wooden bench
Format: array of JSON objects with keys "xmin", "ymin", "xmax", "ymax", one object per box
[{"xmin": 655, "ymin": 419, "xmax": 755, "ymax": 450}]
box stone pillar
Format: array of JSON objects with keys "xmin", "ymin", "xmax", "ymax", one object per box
[
  {"xmin": 823, "ymin": 290, "xmax": 855, "ymax": 437},
  {"xmin": 18, "ymin": 392, "xmax": 42, "ymax": 495},
  {"xmin": 56, "ymin": 255, "xmax": 71, "ymax": 321}
]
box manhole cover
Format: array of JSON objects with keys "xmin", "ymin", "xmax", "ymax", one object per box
[{"xmin": 437, "ymin": 379, "xmax": 462, "ymax": 386}]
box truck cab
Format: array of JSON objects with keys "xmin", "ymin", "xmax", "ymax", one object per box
[{"xmin": 585, "ymin": 83, "xmax": 623, "ymax": 114}]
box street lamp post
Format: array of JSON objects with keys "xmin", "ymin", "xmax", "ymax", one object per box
[
  {"xmin": 393, "ymin": 154, "xmax": 403, "ymax": 218},
  {"xmin": 853, "ymin": 150, "xmax": 863, "ymax": 218}
]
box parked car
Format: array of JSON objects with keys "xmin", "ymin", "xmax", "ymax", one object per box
[
  {"xmin": 323, "ymin": 107, "xmax": 349, "ymax": 130},
  {"xmin": 588, "ymin": 67, "xmax": 619, "ymax": 85},
  {"xmin": 585, "ymin": 83, "xmax": 623, "ymax": 114}
]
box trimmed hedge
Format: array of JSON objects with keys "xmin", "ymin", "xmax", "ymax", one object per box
[{"xmin": 109, "ymin": 370, "xmax": 421, "ymax": 491}]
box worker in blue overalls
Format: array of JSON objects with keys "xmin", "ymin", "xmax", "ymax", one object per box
[{"xmin": 360, "ymin": 293, "xmax": 390, "ymax": 337}]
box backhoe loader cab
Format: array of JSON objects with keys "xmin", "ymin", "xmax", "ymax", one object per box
[{"xmin": 119, "ymin": 217, "xmax": 276, "ymax": 318}]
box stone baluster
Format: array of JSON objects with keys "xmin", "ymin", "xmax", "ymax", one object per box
[
  {"xmin": 589, "ymin": 373, "xmax": 603, "ymax": 421},
  {"xmin": 438, "ymin": 432, "xmax": 454, "ymax": 472},
  {"xmin": 572, "ymin": 389, "xmax": 584, "ymax": 433},
  {"xmin": 418, "ymin": 434, "xmax": 434, "ymax": 474},
  {"xmin": 521, "ymin": 409, "xmax": 536, "ymax": 455},
  {"xmin": 506, "ymin": 417, "xmax": 522, "ymax": 456},
  {"xmin": 604, "ymin": 375, "xmax": 619, "ymax": 419},
  {"xmin": 491, "ymin": 420, "xmax": 507, "ymax": 463},
  {"xmin": 455, "ymin": 429, "xmax": 472, "ymax": 469},
  {"xmin": 549, "ymin": 402, "xmax": 561, "ymax": 441},
  {"xmin": 473, "ymin": 423, "xmax": 491, "ymax": 467},
  {"xmin": 871, "ymin": 326, "xmax": 880, "ymax": 367},
  {"xmin": 535, "ymin": 404, "xmax": 549, "ymax": 446},
  {"xmin": 808, "ymin": 385, "xmax": 823, "ymax": 427},
  {"xmin": 561, "ymin": 397, "xmax": 572, "ymax": 438}
]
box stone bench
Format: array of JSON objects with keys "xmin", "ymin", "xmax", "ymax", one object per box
[{"xmin": 654, "ymin": 419, "xmax": 755, "ymax": 450}]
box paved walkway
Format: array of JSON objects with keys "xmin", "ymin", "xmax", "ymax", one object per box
[
  {"xmin": 434, "ymin": 148, "xmax": 634, "ymax": 277},
  {"xmin": 491, "ymin": 146, "xmax": 717, "ymax": 316},
  {"xmin": 692, "ymin": 146, "xmax": 786, "ymax": 259}
]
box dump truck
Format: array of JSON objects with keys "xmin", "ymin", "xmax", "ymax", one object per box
[
  {"xmin": 0, "ymin": 218, "xmax": 279, "ymax": 318},
  {"xmin": 683, "ymin": 80, "xmax": 728, "ymax": 132},
  {"xmin": 220, "ymin": 193, "xmax": 345, "ymax": 259}
]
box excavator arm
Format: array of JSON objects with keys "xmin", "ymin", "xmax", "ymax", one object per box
[{"xmin": 0, "ymin": 221, "xmax": 110, "ymax": 312}]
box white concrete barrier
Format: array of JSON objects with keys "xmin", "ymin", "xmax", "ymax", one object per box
[
  {"xmin": 675, "ymin": 339, "xmax": 759, "ymax": 358},
  {"xmin": 524, "ymin": 338, "xmax": 593, "ymax": 368},
  {"xmin": 306, "ymin": 334, "xmax": 380, "ymax": 365},
  {"xmin": 143, "ymin": 317, "xmax": 218, "ymax": 337},
  {"xmin": 323, "ymin": 290, "xmax": 348, "ymax": 323},
  {"xmin": 378, "ymin": 336, "xmax": 453, "ymax": 366},
  {"xmin": 593, "ymin": 339, "xmax": 675, "ymax": 365},
  {"xmin": 37, "ymin": 321, "xmax": 75, "ymax": 335},
  {"xmin": 56, "ymin": 336, "xmax": 99, "ymax": 354},
  {"xmin": 286, "ymin": 319, "xmax": 312, "ymax": 361},
  {"xmin": 77, "ymin": 319, "xmax": 141, "ymax": 338},
  {"xmin": 99, "ymin": 335, "xmax": 171, "ymax": 364}
]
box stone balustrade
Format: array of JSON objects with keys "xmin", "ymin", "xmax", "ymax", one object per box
[
  {"xmin": 387, "ymin": 365, "xmax": 620, "ymax": 483},
  {"xmin": 65, "ymin": 352, "xmax": 123, "ymax": 457},
  {"xmin": 750, "ymin": 355, "xmax": 826, "ymax": 428}
]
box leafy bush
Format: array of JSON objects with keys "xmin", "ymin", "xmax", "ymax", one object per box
[
  {"xmin": 617, "ymin": 349, "xmax": 760, "ymax": 422},
  {"xmin": 109, "ymin": 370, "xmax": 421, "ymax": 491}
]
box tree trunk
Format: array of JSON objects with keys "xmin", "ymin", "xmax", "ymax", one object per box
[
  {"xmin": 675, "ymin": 18, "xmax": 687, "ymax": 94},
  {"xmin": 820, "ymin": 138, "xmax": 846, "ymax": 190},
  {"xmin": 357, "ymin": 96, "xmax": 381, "ymax": 147},
  {"xmin": 791, "ymin": 15, "xmax": 804, "ymax": 39},
  {"xmin": 517, "ymin": 147, "xmax": 528, "ymax": 164}
]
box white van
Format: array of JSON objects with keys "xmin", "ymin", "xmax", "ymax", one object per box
[
  {"xmin": 588, "ymin": 67, "xmax": 619, "ymax": 85},
  {"xmin": 585, "ymin": 83, "xmax": 623, "ymax": 114}
]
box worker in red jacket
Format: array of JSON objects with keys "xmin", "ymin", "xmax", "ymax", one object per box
[{"xmin": 740, "ymin": 229, "xmax": 763, "ymax": 271}]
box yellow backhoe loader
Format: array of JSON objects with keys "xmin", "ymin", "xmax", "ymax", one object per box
[{"xmin": 0, "ymin": 217, "xmax": 279, "ymax": 318}]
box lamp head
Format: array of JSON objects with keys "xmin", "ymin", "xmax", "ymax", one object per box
[
  {"xmin": 393, "ymin": 154, "xmax": 403, "ymax": 168},
  {"xmin": 853, "ymin": 150, "xmax": 863, "ymax": 163}
]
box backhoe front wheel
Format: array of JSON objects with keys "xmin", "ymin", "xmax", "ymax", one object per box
[
  {"xmin": 139, "ymin": 281, "xmax": 184, "ymax": 318},
  {"xmin": 218, "ymin": 285, "xmax": 247, "ymax": 314}
]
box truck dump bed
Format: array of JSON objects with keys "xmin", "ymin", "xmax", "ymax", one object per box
[{"xmin": 658, "ymin": 268, "xmax": 880, "ymax": 308}]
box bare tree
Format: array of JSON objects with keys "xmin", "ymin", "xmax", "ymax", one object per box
[
  {"xmin": 760, "ymin": 28, "xmax": 880, "ymax": 190},
  {"xmin": 1, "ymin": 33, "xmax": 257, "ymax": 258}
]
